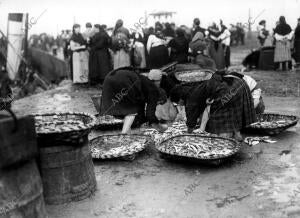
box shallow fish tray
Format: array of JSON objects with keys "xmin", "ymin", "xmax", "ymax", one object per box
[
  {"xmin": 156, "ymin": 134, "xmax": 241, "ymax": 163},
  {"xmin": 90, "ymin": 134, "xmax": 151, "ymax": 160},
  {"xmin": 245, "ymin": 113, "xmax": 299, "ymax": 135},
  {"xmin": 174, "ymin": 69, "xmax": 214, "ymax": 83}
]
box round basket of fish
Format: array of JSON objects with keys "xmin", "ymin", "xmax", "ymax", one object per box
[
  {"xmin": 156, "ymin": 134, "xmax": 241, "ymax": 162},
  {"xmin": 34, "ymin": 112, "xmax": 96, "ymax": 145},
  {"xmin": 90, "ymin": 134, "xmax": 152, "ymax": 160},
  {"xmin": 245, "ymin": 113, "xmax": 299, "ymax": 135},
  {"xmin": 174, "ymin": 69, "xmax": 214, "ymax": 83},
  {"xmin": 93, "ymin": 115, "xmax": 123, "ymax": 131}
]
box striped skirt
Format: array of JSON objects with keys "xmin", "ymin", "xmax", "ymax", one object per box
[{"xmin": 274, "ymin": 40, "xmax": 292, "ymax": 63}]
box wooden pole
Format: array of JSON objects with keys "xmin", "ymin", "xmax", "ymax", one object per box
[{"xmin": 24, "ymin": 13, "xmax": 29, "ymax": 59}]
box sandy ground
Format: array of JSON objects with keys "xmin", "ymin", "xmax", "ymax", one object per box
[{"xmin": 11, "ymin": 46, "xmax": 300, "ymax": 218}]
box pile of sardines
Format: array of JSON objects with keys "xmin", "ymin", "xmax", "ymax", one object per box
[{"xmin": 158, "ymin": 135, "xmax": 239, "ymax": 159}]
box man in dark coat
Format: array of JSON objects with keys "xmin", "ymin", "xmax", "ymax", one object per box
[{"xmin": 89, "ymin": 24, "xmax": 112, "ymax": 85}]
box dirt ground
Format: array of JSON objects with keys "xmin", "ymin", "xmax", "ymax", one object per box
[{"xmin": 12, "ymin": 43, "xmax": 300, "ymax": 218}]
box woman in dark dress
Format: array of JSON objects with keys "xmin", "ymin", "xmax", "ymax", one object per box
[
  {"xmin": 101, "ymin": 67, "xmax": 177, "ymax": 133},
  {"xmin": 170, "ymin": 72, "xmax": 256, "ymax": 141},
  {"xmin": 168, "ymin": 28, "xmax": 189, "ymax": 63},
  {"xmin": 89, "ymin": 24, "xmax": 112, "ymax": 85},
  {"xmin": 294, "ymin": 18, "xmax": 300, "ymax": 66},
  {"xmin": 207, "ymin": 23, "xmax": 226, "ymax": 70},
  {"xmin": 274, "ymin": 16, "xmax": 293, "ymax": 71},
  {"xmin": 147, "ymin": 24, "xmax": 169, "ymax": 69}
]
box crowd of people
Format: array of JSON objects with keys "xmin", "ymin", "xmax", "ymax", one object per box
[
  {"xmin": 66, "ymin": 18, "xmax": 239, "ymax": 85},
  {"xmin": 96, "ymin": 18, "xmax": 268, "ymax": 139},
  {"xmin": 257, "ymin": 16, "xmax": 300, "ymax": 70}
]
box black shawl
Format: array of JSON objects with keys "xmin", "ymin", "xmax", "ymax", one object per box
[
  {"xmin": 70, "ymin": 32, "xmax": 86, "ymax": 45},
  {"xmin": 274, "ymin": 23, "xmax": 292, "ymax": 36}
]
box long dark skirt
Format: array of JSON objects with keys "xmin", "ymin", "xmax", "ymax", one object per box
[
  {"xmin": 294, "ymin": 39, "xmax": 300, "ymax": 64},
  {"xmin": 149, "ymin": 45, "xmax": 169, "ymax": 69},
  {"xmin": 206, "ymin": 77, "xmax": 256, "ymax": 134},
  {"xmin": 208, "ymin": 41, "xmax": 226, "ymax": 70},
  {"xmin": 223, "ymin": 45, "xmax": 231, "ymax": 68},
  {"xmin": 89, "ymin": 48, "xmax": 112, "ymax": 85}
]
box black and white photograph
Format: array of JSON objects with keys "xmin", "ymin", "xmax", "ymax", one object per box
[{"xmin": 0, "ymin": 0, "xmax": 300, "ymax": 217}]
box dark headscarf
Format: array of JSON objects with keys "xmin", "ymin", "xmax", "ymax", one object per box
[
  {"xmin": 113, "ymin": 19, "xmax": 123, "ymax": 36},
  {"xmin": 70, "ymin": 24, "xmax": 86, "ymax": 45},
  {"xmin": 274, "ymin": 16, "xmax": 292, "ymax": 35}
]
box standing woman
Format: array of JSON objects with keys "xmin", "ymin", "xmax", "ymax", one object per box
[
  {"xmin": 89, "ymin": 24, "xmax": 112, "ymax": 85},
  {"xmin": 219, "ymin": 21, "xmax": 231, "ymax": 68},
  {"xmin": 293, "ymin": 18, "xmax": 300, "ymax": 67},
  {"xmin": 147, "ymin": 24, "xmax": 169, "ymax": 69},
  {"xmin": 168, "ymin": 28, "xmax": 189, "ymax": 64},
  {"xmin": 207, "ymin": 23, "xmax": 226, "ymax": 70},
  {"xmin": 70, "ymin": 24, "xmax": 88, "ymax": 84},
  {"xmin": 274, "ymin": 16, "xmax": 293, "ymax": 71},
  {"xmin": 131, "ymin": 32, "xmax": 146, "ymax": 68},
  {"xmin": 112, "ymin": 19, "xmax": 131, "ymax": 69},
  {"xmin": 257, "ymin": 20, "xmax": 269, "ymax": 47}
]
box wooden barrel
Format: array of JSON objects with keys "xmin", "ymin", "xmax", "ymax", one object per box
[
  {"xmin": 38, "ymin": 135, "xmax": 96, "ymax": 205},
  {"xmin": 0, "ymin": 112, "xmax": 47, "ymax": 218},
  {"xmin": 258, "ymin": 46, "xmax": 275, "ymax": 70}
]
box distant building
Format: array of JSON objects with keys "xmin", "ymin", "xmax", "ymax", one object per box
[{"xmin": 148, "ymin": 11, "xmax": 176, "ymax": 24}]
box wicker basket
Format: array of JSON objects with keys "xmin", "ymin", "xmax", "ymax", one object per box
[
  {"xmin": 245, "ymin": 113, "xmax": 299, "ymax": 135},
  {"xmin": 157, "ymin": 134, "xmax": 241, "ymax": 163},
  {"xmin": 93, "ymin": 115, "xmax": 123, "ymax": 131},
  {"xmin": 34, "ymin": 112, "xmax": 96, "ymax": 146},
  {"xmin": 174, "ymin": 69, "xmax": 214, "ymax": 83},
  {"xmin": 90, "ymin": 134, "xmax": 152, "ymax": 160}
]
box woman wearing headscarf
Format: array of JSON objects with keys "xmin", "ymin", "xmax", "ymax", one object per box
[
  {"xmin": 112, "ymin": 19, "xmax": 131, "ymax": 69},
  {"xmin": 274, "ymin": 16, "xmax": 293, "ymax": 71},
  {"xmin": 101, "ymin": 67, "xmax": 177, "ymax": 133},
  {"xmin": 207, "ymin": 23, "xmax": 226, "ymax": 70},
  {"xmin": 147, "ymin": 23, "xmax": 170, "ymax": 69},
  {"xmin": 70, "ymin": 24, "xmax": 88, "ymax": 84},
  {"xmin": 293, "ymin": 18, "xmax": 300, "ymax": 66},
  {"xmin": 167, "ymin": 28, "xmax": 189, "ymax": 63},
  {"xmin": 89, "ymin": 24, "xmax": 112, "ymax": 85},
  {"xmin": 189, "ymin": 32, "xmax": 216, "ymax": 70},
  {"xmin": 170, "ymin": 72, "xmax": 256, "ymax": 141}
]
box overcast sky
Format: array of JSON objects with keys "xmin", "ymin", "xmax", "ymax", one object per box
[{"xmin": 0, "ymin": 0, "xmax": 300, "ymax": 36}]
